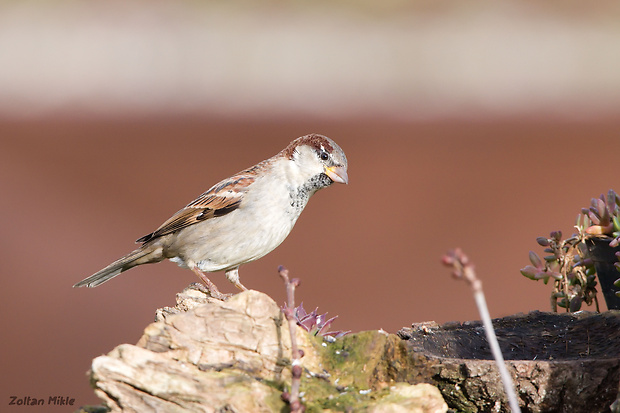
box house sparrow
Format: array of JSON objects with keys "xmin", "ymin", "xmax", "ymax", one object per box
[{"xmin": 73, "ymin": 134, "xmax": 348, "ymax": 299}]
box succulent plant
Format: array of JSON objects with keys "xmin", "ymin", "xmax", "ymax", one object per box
[
  {"xmin": 521, "ymin": 230, "xmax": 598, "ymax": 312},
  {"xmin": 521, "ymin": 189, "xmax": 620, "ymax": 312},
  {"xmin": 582, "ymin": 189, "xmax": 620, "ymax": 247},
  {"xmin": 286, "ymin": 303, "xmax": 349, "ymax": 341}
]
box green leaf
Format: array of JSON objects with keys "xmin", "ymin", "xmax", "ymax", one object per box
[{"xmin": 549, "ymin": 271, "xmax": 563, "ymax": 280}]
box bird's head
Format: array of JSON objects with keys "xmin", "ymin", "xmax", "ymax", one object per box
[{"xmin": 285, "ymin": 134, "xmax": 348, "ymax": 190}]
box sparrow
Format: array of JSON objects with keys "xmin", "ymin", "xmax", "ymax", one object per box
[{"xmin": 73, "ymin": 134, "xmax": 348, "ymax": 299}]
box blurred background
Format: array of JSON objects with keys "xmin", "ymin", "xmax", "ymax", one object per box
[{"xmin": 2, "ymin": 0, "xmax": 620, "ymax": 410}]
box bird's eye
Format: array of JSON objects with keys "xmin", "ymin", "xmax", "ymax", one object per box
[{"xmin": 319, "ymin": 150, "xmax": 329, "ymax": 161}]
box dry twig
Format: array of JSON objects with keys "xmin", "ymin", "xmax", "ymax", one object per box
[
  {"xmin": 278, "ymin": 265, "xmax": 305, "ymax": 413},
  {"xmin": 442, "ymin": 249, "xmax": 522, "ymax": 413}
]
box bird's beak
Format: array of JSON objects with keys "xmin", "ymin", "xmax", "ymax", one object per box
[{"xmin": 324, "ymin": 165, "xmax": 349, "ymax": 184}]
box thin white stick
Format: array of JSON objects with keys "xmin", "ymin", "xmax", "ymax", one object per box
[{"xmin": 474, "ymin": 288, "xmax": 521, "ymax": 413}]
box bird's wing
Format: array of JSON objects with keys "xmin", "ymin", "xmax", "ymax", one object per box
[{"xmin": 136, "ymin": 175, "xmax": 254, "ymax": 244}]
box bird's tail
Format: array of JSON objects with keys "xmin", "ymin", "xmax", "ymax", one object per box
[{"xmin": 73, "ymin": 246, "xmax": 162, "ymax": 288}]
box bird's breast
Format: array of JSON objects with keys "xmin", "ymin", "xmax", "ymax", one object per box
[{"xmin": 165, "ymin": 180, "xmax": 306, "ymax": 272}]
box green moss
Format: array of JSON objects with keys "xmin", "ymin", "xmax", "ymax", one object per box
[
  {"xmin": 296, "ymin": 331, "xmax": 399, "ymax": 411},
  {"xmin": 301, "ymin": 377, "xmax": 391, "ymax": 412},
  {"xmin": 269, "ymin": 330, "xmax": 445, "ymax": 411},
  {"xmin": 437, "ymin": 382, "xmax": 476, "ymax": 413},
  {"xmin": 321, "ymin": 330, "xmax": 390, "ymax": 388}
]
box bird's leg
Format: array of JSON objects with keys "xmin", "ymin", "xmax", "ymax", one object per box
[
  {"xmin": 191, "ymin": 266, "xmax": 231, "ymax": 300},
  {"xmin": 225, "ymin": 267, "xmax": 248, "ymax": 291}
]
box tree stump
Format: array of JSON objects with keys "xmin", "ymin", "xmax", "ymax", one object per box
[{"xmin": 398, "ymin": 311, "xmax": 620, "ymax": 412}]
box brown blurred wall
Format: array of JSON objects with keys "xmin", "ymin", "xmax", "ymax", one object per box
[{"xmin": 2, "ymin": 117, "xmax": 620, "ymax": 408}]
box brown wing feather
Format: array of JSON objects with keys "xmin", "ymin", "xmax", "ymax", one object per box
[{"xmin": 136, "ymin": 175, "xmax": 255, "ymax": 244}]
